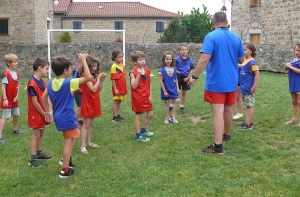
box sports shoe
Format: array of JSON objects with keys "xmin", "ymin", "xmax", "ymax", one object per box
[
  {"xmin": 202, "ymin": 144, "xmax": 226, "ymax": 155},
  {"xmin": 169, "ymin": 105, "xmax": 173, "ymax": 112},
  {"xmin": 164, "ymin": 118, "xmax": 169, "ymax": 124},
  {"xmin": 112, "ymin": 116, "xmax": 121, "ymax": 123},
  {"xmin": 169, "ymin": 116, "xmax": 179, "ymax": 124},
  {"xmin": 136, "ymin": 135, "xmax": 150, "ymax": 142},
  {"xmin": 59, "ymin": 168, "xmax": 75, "ymax": 178},
  {"xmin": 59, "ymin": 157, "xmax": 75, "ymax": 169},
  {"xmin": 37, "ymin": 153, "xmax": 53, "ymax": 160},
  {"xmin": 238, "ymin": 122, "xmax": 253, "ymax": 130},
  {"xmin": 223, "ymin": 134, "xmax": 231, "ymax": 142},
  {"xmin": 233, "ymin": 113, "xmax": 243, "ymax": 120},
  {"xmin": 13, "ymin": 128, "xmax": 24, "ymax": 134},
  {"xmin": 180, "ymin": 107, "xmax": 186, "ymax": 114},
  {"xmin": 141, "ymin": 130, "xmax": 154, "ymax": 137},
  {"xmin": 0, "ymin": 137, "xmax": 8, "ymax": 143},
  {"xmin": 28, "ymin": 158, "xmax": 41, "ymax": 168},
  {"xmin": 118, "ymin": 115, "xmax": 125, "ymax": 120}
]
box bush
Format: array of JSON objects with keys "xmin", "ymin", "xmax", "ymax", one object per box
[{"xmin": 60, "ymin": 32, "xmax": 72, "ymax": 43}]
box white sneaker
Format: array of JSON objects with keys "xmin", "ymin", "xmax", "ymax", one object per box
[
  {"xmin": 169, "ymin": 116, "xmax": 179, "ymax": 124},
  {"xmin": 233, "ymin": 113, "xmax": 243, "ymax": 120},
  {"xmin": 164, "ymin": 118, "xmax": 169, "ymax": 124}
]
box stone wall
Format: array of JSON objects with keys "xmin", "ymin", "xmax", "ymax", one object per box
[
  {"xmin": 231, "ymin": 0, "xmax": 300, "ymax": 45},
  {"xmin": 0, "ymin": 42, "xmax": 294, "ymax": 78}
]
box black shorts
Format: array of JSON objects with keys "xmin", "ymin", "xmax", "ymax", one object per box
[
  {"xmin": 177, "ymin": 75, "xmax": 190, "ymax": 91},
  {"xmin": 74, "ymin": 92, "xmax": 82, "ymax": 107}
]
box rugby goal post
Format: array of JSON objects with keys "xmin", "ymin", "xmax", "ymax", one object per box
[{"xmin": 47, "ymin": 29, "xmax": 126, "ymax": 79}]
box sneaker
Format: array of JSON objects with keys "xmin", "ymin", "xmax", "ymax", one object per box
[
  {"xmin": 59, "ymin": 168, "xmax": 75, "ymax": 178},
  {"xmin": 59, "ymin": 157, "xmax": 75, "ymax": 169},
  {"xmin": 141, "ymin": 130, "xmax": 154, "ymax": 137},
  {"xmin": 180, "ymin": 107, "xmax": 186, "ymax": 114},
  {"xmin": 233, "ymin": 113, "xmax": 243, "ymax": 120},
  {"xmin": 12, "ymin": 128, "xmax": 24, "ymax": 134},
  {"xmin": 169, "ymin": 106, "xmax": 173, "ymax": 112},
  {"xmin": 78, "ymin": 119, "xmax": 84, "ymax": 124},
  {"xmin": 169, "ymin": 116, "xmax": 179, "ymax": 124},
  {"xmin": 112, "ymin": 116, "xmax": 121, "ymax": 123},
  {"xmin": 37, "ymin": 153, "xmax": 53, "ymax": 160},
  {"xmin": 238, "ymin": 122, "xmax": 253, "ymax": 130},
  {"xmin": 164, "ymin": 118, "xmax": 169, "ymax": 124},
  {"xmin": 0, "ymin": 137, "xmax": 8, "ymax": 143},
  {"xmin": 136, "ymin": 135, "xmax": 150, "ymax": 142},
  {"xmin": 202, "ymin": 144, "xmax": 226, "ymax": 155},
  {"xmin": 28, "ymin": 158, "xmax": 42, "ymax": 168},
  {"xmin": 118, "ymin": 115, "xmax": 125, "ymax": 120},
  {"xmin": 223, "ymin": 134, "xmax": 231, "ymax": 142}
]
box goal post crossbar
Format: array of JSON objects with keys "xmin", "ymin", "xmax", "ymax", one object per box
[{"xmin": 47, "ymin": 29, "xmax": 125, "ymax": 79}]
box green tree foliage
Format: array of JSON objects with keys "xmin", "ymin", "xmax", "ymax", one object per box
[
  {"xmin": 60, "ymin": 32, "xmax": 72, "ymax": 43},
  {"xmin": 158, "ymin": 5, "xmax": 215, "ymax": 43}
]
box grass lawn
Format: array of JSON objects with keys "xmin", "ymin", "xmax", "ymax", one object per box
[{"xmin": 1, "ymin": 70, "xmax": 300, "ymax": 196}]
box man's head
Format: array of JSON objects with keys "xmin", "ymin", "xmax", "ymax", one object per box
[{"xmin": 212, "ymin": 12, "xmax": 228, "ymax": 28}]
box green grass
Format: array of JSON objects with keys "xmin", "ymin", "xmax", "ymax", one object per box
[{"xmin": 1, "ymin": 70, "xmax": 300, "ymax": 196}]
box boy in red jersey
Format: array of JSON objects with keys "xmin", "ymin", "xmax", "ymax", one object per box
[
  {"xmin": 0, "ymin": 54, "xmax": 24, "ymax": 143},
  {"xmin": 42, "ymin": 54, "xmax": 91, "ymax": 178},
  {"xmin": 129, "ymin": 51, "xmax": 154, "ymax": 142},
  {"xmin": 27, "ymin": 58, "xmax": 53, "ymax": 168}
]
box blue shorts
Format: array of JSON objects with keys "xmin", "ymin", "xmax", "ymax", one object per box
[{"xmin": 74, "ymin": 93, "xmax": 82, "ymax": 107}]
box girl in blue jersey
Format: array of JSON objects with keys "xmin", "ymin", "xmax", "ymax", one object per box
[
  {"xmin": 159, "ymin": 51, "xmax": 180, "ymax": 124},
  {"xmin": 284, "ymin": 43, "xmax": 300, "ymax": 125}
]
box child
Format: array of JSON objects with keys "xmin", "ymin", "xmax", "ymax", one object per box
[
  {"xmin": 73, "ymin": 50, "xmax": 88, "ymax": 125},
  {"xmin": 129, "ymin": 51, "xmax": 154, "ymax": 142},
  {"xmin": 233, "ymin": 64, "xmax": 244, "ymax": 120},
  {"xmin": 169, "ymin": 43, "xmax": 194, "ymax": 113},
  {"xmin": 80, "ymin": 55, "xmax": 106, "ymax": 154},
  {"xmin": 284, "ymin": 43, "xmax": 300, "ymax": 125},
  {"xmin": 110, "ymin": 49, "xmax": 128, "ymax": 122},
  {"xmin": 238, "ymin": 42, "xmax": 260, "ymax": 130},
  {"xmin": 159, "ymin": 51, "xmax": 180, "ymax": 124},
  {"xmin": 0, "ymin": 53, "xmax": 24, "ymax": 143},
  {"xmin": 27, "ymin": 58, "xmax": 53, "ymax": 167},
  {"xmin": 42, "ymin": 54, "xmax": 91, "ymax": 178}
]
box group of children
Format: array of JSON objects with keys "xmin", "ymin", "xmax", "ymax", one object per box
[{"xmin": 2, "ymin": 42, "xmax": 300, "ymax": 177}]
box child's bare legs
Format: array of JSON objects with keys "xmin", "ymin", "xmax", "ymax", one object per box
[
  {"xmin": 285, "ymin": 93, "xmax": 299, "ymax": 124},
  {"xmin": 142, "ymin": 111, "xmax": 153, "ymax": 129},
  {"xmin": 164, "ymin": 100, "xmax": 171, "ymax": 119},
  {"xmin": 181, "ymin": 90, "xmax": 187, "ymax": 106},
  {"xmin": 12, "ymin": 115, "xmax": 19, "ymax": 131},
  {"xmin": 75, "ymin": 107, "xmax": 81, "ymax": 121},
  {"xmin": 30, "ymin": 129, "xmax": 44, "ymax": 156},
  {"xmin": 86, "ymin": 118, "xmax": 96, "ymax": 145},
  {"xmin": 81, "ymin": 118, "xmax": 91, "ymax": 152},
  {"xmin": 171, "ymin": 98, "xmax": 180, "ymax": 117},
  {"xmin": 245, "ymin": 107, "xmax": 254, "ymax": 125},
  {"xmin": 113, "ymin": 100, "xmax": 121, "ymax": 117},
  {"xmin": 62, "ymin": 138, "xmax": 76, "ymax": 168},
  {"xmin": 236, "ymin": 86, "xmax": 243, "ymax": 114},
  {"xmin": 134, "ymin": 114, "xmax": 142, "ymax": 134},
  {"xmin": 0, "ymin": 118, "xmax": 8, "ymax": 138}
]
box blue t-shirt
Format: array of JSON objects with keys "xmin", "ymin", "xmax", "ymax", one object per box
[
  {"xmin": 288, "ymin": 59, "xmax": 300, "ymax": 92},
  {"xmin": 175, "ymin": 56, "xmax": 194, "ymax": 78},
  {"xmin": 159, "ymin": 67, "xmax": 179, "ymax": 100},
  {"xmin": 28, "ymin": 76, "xmax": 45, "ymax": 96},
  {"xmin": 200, "ymin": 28, "xmax": 244, "ymax": 93}
]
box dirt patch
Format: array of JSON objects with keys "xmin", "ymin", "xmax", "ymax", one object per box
[{"xmin": 190, "ymin": 116, "xmax": 206, "ymax": 124}]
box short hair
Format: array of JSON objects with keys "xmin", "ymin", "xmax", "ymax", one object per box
[
  {"xmin": 5, "ymin": 53, "xmax": 18, "ymax": 67},
  {"xmin": 213, "ymin": 11, "xmax": 227, "ymax": 23},
  {"xmin": 179, "ymin": 43, "xmax": 188, "ymax": 50},
  {"xmin": 85, "ymin": 55, "xmax": 100, "ymax": 78},
  {"xmin": 75, "ymin": 50, "xmax": 88, "ymax": 59},
  {"xmin": 111, "ymin": 49, "xmax": 123, "ymax": 61},
  {"xmin": 51, "ymin": 56, "xmax": 72, "ymax": 76},
  {"xmin": 294, "ymin": 43, "xmax": 300, "ymax": 50},
  {"xmin": 33, "ymin": 58, "xmax": 50, "ymax": 71},
  {"xmin": 244, "ymin": 42, "xmax": 257, "ymax": 58},
  {"xmin": 130, "ymin": 51, "xmax": 145, "ymax": 62},
  {"xmin": 161, "ymin": 51, "xmax": 176, "ymax": 67}
]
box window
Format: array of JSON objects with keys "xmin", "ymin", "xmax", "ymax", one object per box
[
  {"xmin": 114, "ymin": 21, "xmax": 123, "ymax": 30},
  {"xmin": 0, "ymin": 18, "xmax": 8, "ymax": 35},
  {"xmin": 250, "ymin": 0, "xmax": 261, "ymax": 6},
  {"xmin": 73, "ymin": 21, "xmax": 82, "ymax": 29},
  {"xmin": 156, "ymin": 21, "xmax": 164, "ymax": 33},
  {"xmin": 251, "ymin": 34, "xmax": 260, "ymax": 44}
]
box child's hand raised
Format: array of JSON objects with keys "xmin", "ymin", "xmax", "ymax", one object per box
[
  {"xmin": 77, "ymin": 53, "xmax": 88, "ymax": 62},
  {"xmin": 98, "ymin": 73, "xmax": 106, "ymax": 81}
]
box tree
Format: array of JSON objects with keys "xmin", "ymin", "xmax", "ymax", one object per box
[
  {"xmin": 157, "ymin": 18, "xmax": 187, "ymax": 43},
  {"xmin": 60, "ymin": 32, "xmax": 72, "ymax": 43}
]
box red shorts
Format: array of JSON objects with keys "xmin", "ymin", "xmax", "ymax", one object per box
[
  {"xmin": 63, "ymin": 128, "xmax": 80, "ymax": 139},
  {"xmin": 204, "ymin": 90, "xmax": 236, "ymax": 105}
]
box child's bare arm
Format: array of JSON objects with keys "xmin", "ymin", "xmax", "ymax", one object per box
[
  {"xmin": 41, "ymin": 90, "xmax": 52, "ymax": 122},
  {"xmin": 78, "ymin": 54, "xmax": 92, "ymax": 85},
  {"xmin": 130, "ymin": 72, "xmax": 141, "ymax": 89},
  {"xmin": 31, "ymin": 96, "xmax": 46, "ymax": 117},
  {"xmin": 250, "ymin": 70, "xmax": 260, "ymax": 94},
  {"xmin": 112, "ymin": 79, "xmax": 119, "ymax": 94},
  {"xmin": 2, "ymin": 84, "xmax": 8, "ymax": 107}
]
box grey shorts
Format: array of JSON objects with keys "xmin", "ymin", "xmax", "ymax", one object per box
[
  {"xmin": 242, "ymin": 94, "xmax": 255, "ymax": 107},
  {"xmin": 2, "ymin": 107, "xmax": 20, "ymax": 119}
]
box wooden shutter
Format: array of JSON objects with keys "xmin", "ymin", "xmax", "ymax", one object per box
[{"xmin": 251, "ymin": 34, "xmax": 260, "ymax": 44}]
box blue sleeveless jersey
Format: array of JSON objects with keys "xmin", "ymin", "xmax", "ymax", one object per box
[{"xmin": 240, "ymin": 59, "xmax": 258, "ymax": 94}]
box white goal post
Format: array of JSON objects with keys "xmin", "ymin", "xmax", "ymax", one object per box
[{"xmin": 47, "ymin": 29, "xmax": 126, "ymax": 79}]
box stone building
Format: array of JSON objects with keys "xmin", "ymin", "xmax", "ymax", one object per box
[
  {"xmin": 0, "ymin": 0, "xmax": 182, "ymax": 44},
  {"xmin": 231, "ymin": 0, "xmax": 300, "ymax": 45}
]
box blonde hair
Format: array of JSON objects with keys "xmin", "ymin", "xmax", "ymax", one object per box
[{"xmin": 5, "ymin": 54, "xmax": 18, "ymax": 67}]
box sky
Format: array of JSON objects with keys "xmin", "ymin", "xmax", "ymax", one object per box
[{"xmin": 72, "ymin": 0, "xmax": 232, "ymax": 23}]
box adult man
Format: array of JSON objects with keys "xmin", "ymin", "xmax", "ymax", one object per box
[{"xmin": 188, "ymin": 12, "xmax": 245, "ymax": 154}]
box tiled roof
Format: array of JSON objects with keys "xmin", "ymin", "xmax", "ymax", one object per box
[
  {"xmin": 54, "ymin": 1, "xmax": 182, "ymax": 18},
  {"xmin": 53, "ymin": 0, "xmax": 70, "ymax": 13}
]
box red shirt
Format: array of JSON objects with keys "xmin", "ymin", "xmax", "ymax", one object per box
[
  {"xmin": 130, "ymin": 67, "xmax": 152, "ymax": 112},
  {"xmin": 0, "ymin": 70, "xmax": 20, "ymax": 109},
  {"xmin": 110, "ymin": 64, "xmax": 128, "ymax": 96},
  {"xmin": 80, "ymin": 78, "xmax": 102, "ymax": 118},
  {"xmin": 27, "ymin": 77, "xmax": 51, "ymax": 129}
]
